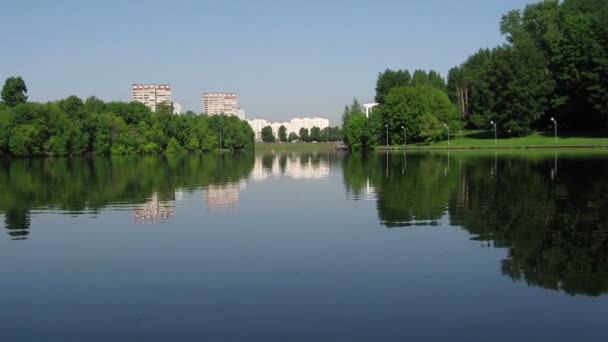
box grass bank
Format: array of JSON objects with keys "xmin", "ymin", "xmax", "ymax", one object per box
[{"xmin": 376, "ymin": 131, "xmax": 608, "ymax": 151}]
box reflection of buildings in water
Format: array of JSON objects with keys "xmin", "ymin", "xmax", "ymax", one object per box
[
  {"xmin": 204, "ymin": 181, "xmax": 247, "ymax": 209},
  {"xmin": 250, "ymin": 154, "xmax": 330, "ymax": 181},
  {"xmin": 134, "ymin": 193, "xmax": 176, "ymax": 224}
]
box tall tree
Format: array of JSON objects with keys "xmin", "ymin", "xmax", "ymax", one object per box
[
  {"xmin": 1, "ymin": 77, "xmax": 28, "ymax": 107},
  {"xmin": 278, "ymin": 125, "xmax": 287, "ymax": 142},
  {"xmin": 299, "ymin": 127, "xmax": 309, "ymax": 142},
  {"xmin": 375, "ymin": 69, "xmax": 411, "ymax": 104},
  {"xmin": 261, "ymin": 126, "xmax": 275, "ymax": 142}
]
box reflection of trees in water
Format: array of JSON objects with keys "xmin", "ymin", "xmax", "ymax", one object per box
[
  {"xmin": 0, "ymin": 153, "xmax": 254, "ymax": 238},
  {"xmin": 4, "ymin": 210, "xmax": 30, "ymax": 240},
  {"xmin": 450, "ymin": 157, "xmax": 608, "ymax": 297},
  {"xmin": 343, "ymin": 152, "xmax": 458, "ymax": 226},
  {"xmin": 343, "ymin": 152, "xmax": 608, "ymax": 296}
]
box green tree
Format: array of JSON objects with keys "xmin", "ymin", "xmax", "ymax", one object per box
[
  {"xmin": 310, "ymin": 126, "xmax": 321, "ymax": 141},
  {"xmin": 288, "ymin": 132, "xmax": 299, "ymax": 142},
  {"xmin": 1, "ymin": 77, "xmax": 28, "ymax": 106},
  {"xmin": 381, "ymin": 85, "xmax": 459, "ymax": 144},
  {"xmin": 278, "ymin": 125, "xmax": 287, "ymax": 142},
  {"xmin": 261, "ymin": 125, "xmax": 275, "ymax": 142},
  {"xmin": 299, "ymin": 127, "xmax": 309, "ymax": 142},
  {"xmin": 375, "ymin": 69, "xmax": 411, "ymax": 104}
]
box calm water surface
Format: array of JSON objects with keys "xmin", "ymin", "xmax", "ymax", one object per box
[{"xmin": 1, "ymin": 151, "xmax": 608, "ymax": 341}]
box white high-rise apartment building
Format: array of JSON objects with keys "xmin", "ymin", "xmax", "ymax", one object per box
[
  {"xmin": 131, "ymin": 84, "xmax": 172, "ymax": 112},
  {"xmin": 203, "ymin": 92, "xmax": 238, "ymax": 116}
]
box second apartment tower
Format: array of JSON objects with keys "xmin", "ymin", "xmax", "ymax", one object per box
[{"xmin": 203, "ymin": 92, "xmax": 238, "ymax": 117}]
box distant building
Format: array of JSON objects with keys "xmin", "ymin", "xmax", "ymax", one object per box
[
  {"xmin": 362, "ymin": 103, "xmax": 379, "ymax": 118},
  {"xmin": 202, "ymin": 92, "xmax": 238, "ymax": 116},
  {"xmin": 131, "ymin": 84, "xmax": 172, "ymax": 112},
  {"xmin": 237, "ymin": 108, "xmax": 246, "ymax": 120},
  {"xmin": 246, "ymin": 117, "xmax": 330, "ymax": 142},
  {"xmin": 173, "ymin": 102, "xmax": 183, "ymax": 115}
]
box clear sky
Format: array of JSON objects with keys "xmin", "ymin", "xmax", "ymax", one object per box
[{"xmin": 1, "ymin": 0, "xmax": 536, "ymax": 124}]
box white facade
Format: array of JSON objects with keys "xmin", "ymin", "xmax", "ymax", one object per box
[
  {"xmin": 237, "ymin": 108, "xmax": 246, "ymax": 120},
  {"xmin": 362, "ymin": 103, "xmax": 379, "ymax": 118},
  {"xmin": 203, "ymin": 92, "xmax": 238, "ymax": 116},
  {"xmin": 246, "ymin": 117, "xmax": 330, "ymax": 141},
  {"xmin": 173, "ymin": 102, "xmax": 182, "ymax": 115},
  {"xmin": 131, "ymin": 84, "xmax": 172, "ymax": 113}
]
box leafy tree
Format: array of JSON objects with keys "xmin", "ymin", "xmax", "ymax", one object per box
[
  {"xmin": 1, "ymin": 77, "xmax": 28, "ymax": 106},
  {"xmin": 278, "ymin": 125, "xmax": 287, "ymax": 142},
  {"xmin": 288, "ymin": 132, "xmax": 299, "ymax": 142},
  {"xmin": 310, "ymin": 126, "xmax": 321, "ymax": 141},
  {"xmin": 343, "ymin": 113, "xmax": 368, "ymax": 150},
  {"xmin": 299, "ymin": 128, "xmax": 309, "ymax": 142},
  {"xmin": 58, "ymin": 95, "xmax": 85, "ymax": 119},
  {"xmin": 375, "ymin": 69, "xmax": 411, "ymax": 104},
  {"xmin": 381, "ymin": 85, "xmax": 459, "ymax": 144},
  {"xmin": 261, "ymin": 125, "xmax": 275, "ymax": 142}
]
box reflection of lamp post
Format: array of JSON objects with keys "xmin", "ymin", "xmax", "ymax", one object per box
[
  {"xmin": 444, "ymin": 123, "xmax": 450, "ymax": 145},
  {"xmin": 490, "ymin": 121, "xmax": 497, "ymax": 144},
  {"xmin": 402, "ymin": 126, "xmax": 406, "ymax": 148},
  {"xmin": 385, "ymin": 124, "xmax": 389, "ymax": 147},
  {"xmin": 550, "ymin": 117, "xmax": 558, "ymax": 143},
  {"xmin": 219, "ymin": 129, "xmax": 222, "ymax": 149}
]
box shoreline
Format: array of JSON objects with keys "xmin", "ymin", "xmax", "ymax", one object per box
[{"xmin": 376, "ymin": 144, "xmax": 608, "ymax": 151}]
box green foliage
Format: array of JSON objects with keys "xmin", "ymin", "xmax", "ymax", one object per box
[
  {"xmin": 166, "ymin": 137, "xmax": 185, "ymax": 154},
  {"xmin": 288, "ymin": 132, "xmax": 299, "ymax": 142},
  {"xmin": 382, "ymin": 85, "xmax": 459, "ymax": 144},
  {"xmin": 310, "ymin": 126, "xmax": 321, "ymax": 141},
  {"xmin": 0, "ymin": 80, "xmax": 254, "ymax": 157},
  {"xmin": 299, "ymin": 128, "xmax": 309, "ymax": 142},
  {"xmin": 375, "ymin": 69, "xmax": 411, "ymax": 104},
  {"xmin": 344, "ymin": 113, "xmax": 368, "ymax": 150},
  {"xmin": 261, "ymin": 126, "xmax": 275, "ymax": 143},
  {"xmin": 1, "ymin": 77, "xmax": 28, "ymax": 106},
  {"xmin": 447, "ymin": 0, "xmax": 608, "ymax": 133},
  {"xmin": 278, "ymin": 125, "xmax": 287, "ymax": 142}
]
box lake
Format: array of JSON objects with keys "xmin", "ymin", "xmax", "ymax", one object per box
[{"xmin": 1, "ymin": 150, "xmax": 608, "ymax": 341}]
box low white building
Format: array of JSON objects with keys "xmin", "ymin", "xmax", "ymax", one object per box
[
  {"xmin": 173, "ymin": 102, "xmax": 182, "ymax": 115},
  {"xmin": 247, "ymin": 117, "xmax": 330, "ymax": 141}
]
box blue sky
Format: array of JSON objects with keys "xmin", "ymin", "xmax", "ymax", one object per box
[{"xmin": 1, "ymin": 0, "xmax": 535, "ymax": 123}]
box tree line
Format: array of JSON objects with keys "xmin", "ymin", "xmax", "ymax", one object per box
[
  {"xmin": 343, "ymin": 73, "xmax": 458, "ymax": 150},
  {"xmin": 261, "ymin": 125, "xmax": 342, "ymax": 143},
  {"xmin": 448, "ymin": 0, "xmax": 608, "ymax": 135},
  {"xmin": 342, "ymin": 0, "xmax": 608, "ymax": 150},
  {"xmin": 0, "ymin": 77, "xmax": 255, "ymax": 157}
]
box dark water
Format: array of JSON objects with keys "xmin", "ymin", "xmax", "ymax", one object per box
[{"xmin": 1, "ymin": 151, "xmax": 608, "ymax": 341}]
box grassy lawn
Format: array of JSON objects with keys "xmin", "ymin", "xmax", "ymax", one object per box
[
  {"xmin": 255, "ymin": 142, "xmax": 336, "ymax": 153},
  {"xmin": 377, "ymin": 131, "xmax": 608, "ymax": 150}
]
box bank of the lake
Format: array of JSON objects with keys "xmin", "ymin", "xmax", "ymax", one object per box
[
  {"xmin": 376, "ymin": 132, "xmax": 608, "ymax": 151},
  {"xmin": 255, "ymin": 141, "xmax": 336, "ymax": 152}
]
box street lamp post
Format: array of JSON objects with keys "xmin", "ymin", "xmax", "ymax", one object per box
[
  {"xmin": 490, "ymin": 121, "xmax": 497, "ymax": 144},
  {"xmin": 402, "ymin": 126, "xmax": 406, "ymax": 148},
  {"xmin": 444, "ymin": 123, "xmax": 450, "ymax": 146},
  {"xmin": 550, "ymin": 117, "xmax": 557, "ymax": 143},
  {"xmin": 385, "ymin": 124, "xmax": 389, "ymax": 147}
]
